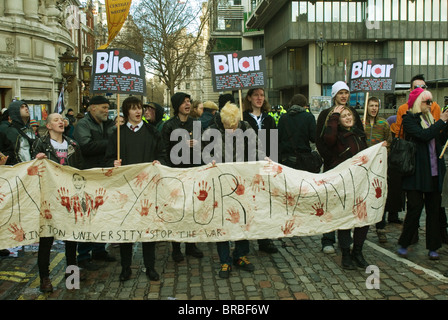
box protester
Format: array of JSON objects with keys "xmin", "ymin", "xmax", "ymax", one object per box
[
  {"xmin": 199, "ymin": 100, "xmax": 219, "ymax": 130},
  {"xmin": 73, "ymin": 95, "xmax": 116, "ymax": 270},
  {"xmin": 205, "ymin": 102, "xmax": 263, "ymax": 278},
  {"xmin": 29, "ymin": 119, "xmax": 40, "ymax": 138},
  {"xmin": 4, "ymin": 101, "xmax": 36, "ymax": 164},
  {"xmin": 242, "ymin": 88, "xmax": 278, "ymax": 254},
  {"xmin": 397, "ymin": 88, "xmax": 448, "ymax": 260},
  {"xmin": 144, "ymin": 102, "xmax": 165, "ymax": 131},
  {"xmin": 161, "ymin": 92, "xmax": 204, "ymax": 262},
  {"xmin": 315, "ymin": 81, "xmax": 364, "ymax": 254},
  {"xmin": 114, "ymin": 113, "xmax": 124, "ymax": 127},
  {"xmin": 322, "ymin": 105, "xmax": 370, "ymax": 269},
  {"xmin": 105, "ymin": 96, "xmax": 165, "ymax": 281},
  {"xmin": 364, "ymin": 97, "xmax": 392, "ymax": 243},
  {"xmin": 278, "ymin": 94, "xmax": 317, "ymax": 171},
  {"xmin": 64, "ymin": 108, "xmax": 76, "ymax": 138},
  {"xmin": 190, "ymin": 100, "xmax": 204, "ymax": 120},
  {"xmin": 0, "ymin": 109, "xmax": 11, "ymax": 134},
  {"xmin": 32, "ymin": 113, "xmax": 84, "ymax": 292}
]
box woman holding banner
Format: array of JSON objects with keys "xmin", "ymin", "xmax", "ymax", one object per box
[
  {"xmin": 242, "ymin": 88, "xmax": 278, "ymax": 254},
  {"xmin": 322, "ymin": 104, "xmax": 370, "ymax": 270},
  {"xmin": 316, "ymin": 81, "xmax": 365, "ymax": 256},
  {"xmin": 397, "ymin": 88, "xmax": 448, "ymax": 260}
]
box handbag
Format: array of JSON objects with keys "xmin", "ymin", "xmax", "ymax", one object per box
[{"xmin": 388, "ymin": 123, "xmax": 416, "ymax": 176}]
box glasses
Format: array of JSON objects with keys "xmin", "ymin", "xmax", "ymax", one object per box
[
  {"xmin": 414, "ymin": 85, "xmax": 427, "ymax": 89},
  {"xmin": 424, "ymin": 100, "xmax": 433, "ymax": 106}
]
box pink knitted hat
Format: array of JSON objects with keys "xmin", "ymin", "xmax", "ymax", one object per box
[{"xmin": 407, "ymin": 87, "xmax": 425, "ymax": 110}]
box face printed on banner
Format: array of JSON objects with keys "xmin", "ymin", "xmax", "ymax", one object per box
[
  {"xmin": 128, "ymin": 105, "xmax": 143, "ymax": 125},
  {"xmin": 248, "ymin": 89, "xmax": 265, "ymax": 109}
]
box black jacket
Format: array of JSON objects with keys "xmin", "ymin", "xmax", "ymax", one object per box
[
  {"xmin": 161, "ymin": 116, "xmax": 203, "ymax": 167},
  {"xmin": 402, "ymin": 112, "xmax": 448, "ymax": 192},
  {"xmin": 278, "ymin": 105, "xmax": 316, "ymax": 161},
  {"xmin": 73, "ymin": 112, "xmax": 115, "ymax": 169},
  {"xmin": 243, "ymin": 111, "xmax": 276, "ymax": 159},
  {"xmin": 104, "ymin": 122, "xmax": 166, "ymax": 167},
  {"xmin": 315, "ymin": 106, "xmax": 364, "ymax": 172},
  {"xmin": 32, "ymin": 134, "xmax": 84, "ymax": 169}
]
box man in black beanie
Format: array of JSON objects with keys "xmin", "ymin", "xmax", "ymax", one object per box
[
  {"xmin": 161, "ymin": 92, "xmax": 204, "ymax": 262},
  {"xmin": 218, "ymin": 93, "xmax": 235, "ymax": 111},
  {"xmin": 73, "ymin": 95, "xmax": 117, "ymax": 270}
]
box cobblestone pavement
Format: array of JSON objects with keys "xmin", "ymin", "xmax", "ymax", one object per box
[{"xmin": 1, "ymin": 211, "xmax": 447, "ymax": 301}]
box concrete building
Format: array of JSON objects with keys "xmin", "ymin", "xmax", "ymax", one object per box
[{"xmin": 245, "ymin": 0, "xmax": 448, "ymax": 109}]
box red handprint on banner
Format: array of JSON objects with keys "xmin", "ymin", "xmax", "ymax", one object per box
[
  {"xmin": 312, "ymin": 202, "xmax": 325, "ymax": 217},
  {"xmin": 281, "ymin": 219, "xmax": 295, "ymax": 235},
  {"xmin": 372, "ymin": 178, "xmax": 382, "ymax": 199},
  {"xmin": 232, "ymin": 176, "xmax": 245, "ymax": 196},
  {"xmin": 353, "ymin": 196, "xmax": 367, "ymax": 221},
  {"xmin": 94, "ymin": 188, "xmax": 108, "ymax": 210},
  {"xmin": 226, "ymin": 208, "xmax": 240, "ymax": 224},
  {"xmin": 134, "ymin": 171, "xmax": 149, "ymax": 188},
  {"xmin": 8, "ymin": 223, "xmax": 25, "ymax": 242},
  {"xmin": 40, "ymin": 201, "xmax": 52, "ymax": 220},
  {"xmin": 251, "ymin": 174, "xmax": 265, "ymax": 192},
  {"xmin": 195, "ymin": 180, "xmax": 211, "ymax": 201},
  {"xmin": 137, "ymin": 199, "xmax": 153, "ymax": 216},
  {"xmin": 27, "ymin": 162, "xmax": 45, "ymax": 177}
]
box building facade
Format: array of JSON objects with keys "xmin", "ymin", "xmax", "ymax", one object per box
[
  {"xmin": 246, "ymin": 0, "xmax": 448, "ymax": 108},
  {"xmin": 0, "ymin": 0, "xmax": 96, "ymax": 122}
]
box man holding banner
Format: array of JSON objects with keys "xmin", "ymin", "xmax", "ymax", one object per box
[{"xmin": 73, "ymin": 96, "xmax": 117, "ymax": 270}]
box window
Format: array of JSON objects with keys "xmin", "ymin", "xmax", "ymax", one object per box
[
  {"xmin": 405, "ymin": 40, "xmax": 448, "ymax": 66},
  {"xmin": 289, "ymin": 48, "xmax": 302, "ymax": 71}
]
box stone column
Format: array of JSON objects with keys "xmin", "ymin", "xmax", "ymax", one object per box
[
  {"xmin": 23, "ymin": 0, "xmax": 39, "ymax": 21},
  {"xmin": 4, "ymin": 0, "xmax": 24, "ymax": 17}
]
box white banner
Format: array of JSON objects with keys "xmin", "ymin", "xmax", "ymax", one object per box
[{"xmin": 0, "ymin": 143, "xmax": 387, "ymax": 249}]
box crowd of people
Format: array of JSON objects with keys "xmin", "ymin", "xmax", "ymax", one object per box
[{"xmin": 1, "ymin": 73, "xmax": 448, "ymax": 293}]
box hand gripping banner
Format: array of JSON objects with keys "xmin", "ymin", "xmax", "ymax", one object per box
[{"xmin": 0, "ymin": 143, "xmax": 387, "ymax": 249}]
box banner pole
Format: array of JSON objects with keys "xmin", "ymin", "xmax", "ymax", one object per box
[
  {"xmin": 363, "ymin": 91, "xmax": 369, "ymax": 126},
  {"xmin": 239, "ymin": 89, "xmax": 243, "ymax": 120},
  {"xmin": 440, "ymin": 140, "xmax": 448, "ymax": 159},
  {"xmin": 117, "ymin": 93, "xmax": 120, "ymax": 161}
]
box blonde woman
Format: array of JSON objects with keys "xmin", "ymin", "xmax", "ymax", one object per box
[{"xmin": 398, "ymin": 88, "xmax": 448, "ymax": 260}]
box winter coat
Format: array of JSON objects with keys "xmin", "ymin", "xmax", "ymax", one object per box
[
  {"xmin": 401, "ymin": 111, "xmax": 448, "ymax": 193},
  {"xmin": 243, "ymin": 110, "xmax": 276, "ymax": 159},
  {"xmin": 4, "ymin": 100, "xmax": 36, "ymax": 163},
  {"xmin": 73, "ymin": 112, "xmax": 115, "ymax": 169},
  {"xmin": 161, "ymin": 116, "xmax": 203, "ymax": 168},
  {"xmin": 316, "ymin": 105, "xmax": 364, "ymax": 172},
  {"xmin": 32, "ymin": 134, "xmax": 84, "ymax": 169},
  {"xmin": 278, "ymin": 105, "xmax": 316, "ymax": 162},
  {"xmin": 322, "ymin": 112, "xmax": 368, "ymax": 171},
  {"xmin": 0, "ymin": 131, "xmax": 17, "ymax": 165},
  {"xmin": 104, "ymin": 122, "xmax": 166, "ymax": 167},
  {"xmin": 205, "ymin": 118, "xmax": 266, "ymax": 163}
]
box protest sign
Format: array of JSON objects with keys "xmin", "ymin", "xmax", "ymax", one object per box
[
  {"xmin": 0, "ymin": 143, "xmax": 387, "ymax": 249},
  {"xmin": 91, "ymin": 49, "xmax": 146, "ymax": 95},
  {"xmin": 349, "ymin": 58, "xmax": 397, "ymax": 93},
  {"xmin": 210, "ymin": 49, "xmax": 267, "ymax": 92}
]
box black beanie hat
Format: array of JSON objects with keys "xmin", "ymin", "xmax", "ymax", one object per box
[
  {"xmin": 171, "ymin": 92, "xmax": 191, "ymax": 114},
  {"xmin": 218, "ymin": 94, "xmax": 235, "ymax": 110},
  {"xmin": 89, "ymin": 95, "xmax": 110, "ymax": 106}
]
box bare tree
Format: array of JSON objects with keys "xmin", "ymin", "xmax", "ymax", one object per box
[{"xmin": 132, "ymin": 0, "xmax": 210, "ymax": 113}]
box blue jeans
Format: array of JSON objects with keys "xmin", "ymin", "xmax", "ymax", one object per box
[{"xmin": 216, "ymin": 240, "xmax": 249, "ymax": 265}]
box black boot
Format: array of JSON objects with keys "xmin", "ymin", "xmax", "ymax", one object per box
[
  {"xmin": 341, "ymin": 248, "xmax": 356, "ymax": 270},
  {"xmin": 351, "ymin": 244, "xmax": 369, "ymax": 268}
]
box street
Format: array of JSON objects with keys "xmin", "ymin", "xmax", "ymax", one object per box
[{"xmin": 0, "ymin": 211, "xmax": 447, "ymax": 301}]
